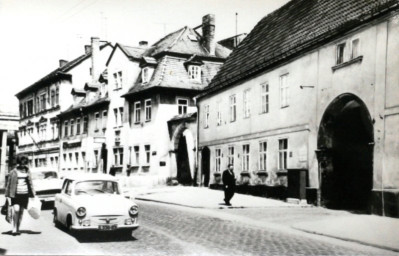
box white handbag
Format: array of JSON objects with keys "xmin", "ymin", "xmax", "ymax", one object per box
[{"xmin": 28, "ymin": 198, "xmax": 41, "ymax": 219}]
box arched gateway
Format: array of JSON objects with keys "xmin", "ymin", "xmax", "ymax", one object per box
[{"xmin": 317, "ymin": 94, "xmax": 374, "ymax": 212}]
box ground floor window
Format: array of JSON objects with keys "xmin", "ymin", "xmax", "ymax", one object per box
[
  {"xmin": 145, "ymin": 145, "xmax": 151, "ymax": 165},
  {"xmin": 113, "ymin": 148, "xmax": 124, "ymax": 166},
  {"xmin": 259, "ymin": 141, "xmax": 267, "ymax": 171},
  {"xmin": 215, "ymin": 148, "xmax": 221, "ymax": 172},
  {"xmin": 278, "ymin": 138, "xmax": 288, "ymax": 170},
  {"xmin": 242, "ymin": 144, "xmax": 250, "ymax": 171},
  {"xmin": 228, "ymin": 146, "xmax": 234, "ymax": 168}
]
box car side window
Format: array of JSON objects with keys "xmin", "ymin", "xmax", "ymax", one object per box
[
  {"xmin": 65, "ymin": 180, "xmax": 73, "ymax": 195},
  {"xmin": 61, "ymin": 179, "xmax": 69, "ymax": 192}
]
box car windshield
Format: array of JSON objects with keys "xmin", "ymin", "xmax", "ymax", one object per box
[
  {"xmin": 74, "ymin": 180, "xmax": 120, "ymax": 195},
  {"xmin": 31, "ymin": 171, "xmax": 58, "ymax": 180}
]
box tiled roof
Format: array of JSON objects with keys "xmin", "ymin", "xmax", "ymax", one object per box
[
  {"xmin": 118, "ymin": 44, "xmax": 147, "ymax": 60},
  {"xmin": 124, "ymin": 55, "xmax": 224, "ymax": 95},
  {"xmin": 59, "ymin": 95, "xmax": 109, "ymax": 117},
  {"xmin": 201, "ymin": 0, "xmax": 399, "ymax": 97},
  {"xmin": 143, "ymin": 26, "xmax": 231, "ymax": 59},
  {"xmin": 16, "ymin": 43, "xmax": 113, "ymax": 99}
]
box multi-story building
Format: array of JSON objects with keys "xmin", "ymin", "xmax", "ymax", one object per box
[
  {"xmin": 15, "ymin": 37, "xmax": 112, "ymax": 171},
  {"xmin": 121, "ymin": 14, "xmax": 231, "ymax": 186},
  {"xmin": 0, "ymin": 109, "xmax": 18, "ymax": 187},
  {"xmin": 197, "ymin": 0, "xmax": 399, "ymax": 217}
]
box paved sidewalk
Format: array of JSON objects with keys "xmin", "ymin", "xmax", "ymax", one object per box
[{"xmin": 130, "ymin": 186, "xmax": 399, "ymax": 253}]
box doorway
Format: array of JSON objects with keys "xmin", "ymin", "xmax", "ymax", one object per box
[{"xmin": 201, "ymin": 147, "xmax": 210, "ymax": 187}]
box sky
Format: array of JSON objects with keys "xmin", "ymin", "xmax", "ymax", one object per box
[{"xmin": 0, "ymin": 0, "xmax": 289, "ymax": 114}]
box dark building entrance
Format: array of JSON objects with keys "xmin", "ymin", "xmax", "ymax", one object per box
[
  {"xmin": 176, "ymin": 134, "xmax": 192, "ymax": 185},
  {"xmin": 201, "ymin": 147, "xmax": 210, "ymax": 187},
  {"xmin": 317, "ymin": 94, "xmax": 374, "ymax": 212}
]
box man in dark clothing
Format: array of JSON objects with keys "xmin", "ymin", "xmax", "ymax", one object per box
[{"xmin": 222, "ymin": 164, "xmax": 235, "ymax": 206}]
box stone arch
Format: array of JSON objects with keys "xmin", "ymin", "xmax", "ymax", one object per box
[{"xmin": 317, "ymin": 93, "xmax": 374, "ymax": 212}]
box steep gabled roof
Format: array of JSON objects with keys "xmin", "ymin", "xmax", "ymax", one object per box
[
  {"xmin": 16, "ymin": 43, "xmax": 113, "ymax": 99},
  {"xmin": 105, "ymin": 43, "xmax": 147, "ymax": 66},
  {"xmin": 143, "ymin": 26, "xmax": 231, "ymax": 59},
  {"xmin": 200, "ymin": 0, "xmax": 399, "ymax": 98}
]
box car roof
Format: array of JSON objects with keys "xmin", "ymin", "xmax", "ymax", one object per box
[{"xmin": 62, "ymin": 172, "xmax": 119, "ymax": 182}]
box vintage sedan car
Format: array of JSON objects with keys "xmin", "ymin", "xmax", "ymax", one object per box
[
  {"xmin": 53, "ymin": 173, "xmax": 139, "ymax": 234},
  {"xmin": 31, "ymin": 168, "xmax": 63, "ymax": 202}
]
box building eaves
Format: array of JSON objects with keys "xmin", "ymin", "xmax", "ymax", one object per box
[{"xmin": 199, "ymin": 0, "xmax": 399, "ymax": 99}]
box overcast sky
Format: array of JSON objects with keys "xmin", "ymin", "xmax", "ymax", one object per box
[{"xmin": 0, "ymin": 0, "xmax": 289, "ymax": 114}]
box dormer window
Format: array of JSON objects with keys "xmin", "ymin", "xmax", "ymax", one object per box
[
  {"xmin": 188, "ymin": 65, "xmax": 201, "ymax": 82},
  {"xmin": 142, "ymin": 67, "xmax": 150, "ymax": 84}
]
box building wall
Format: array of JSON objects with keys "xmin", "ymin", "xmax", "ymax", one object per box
[
  {"xmin": 105, "ymin": 48, "xmax": 142, "ymax": 176},
  {"xmin": 198, "ymin": 12, "xmax": 399, "ymax": 197}
]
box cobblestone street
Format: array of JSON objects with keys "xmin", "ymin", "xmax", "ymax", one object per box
[{"xmin": 0, "ymin": 200, "xmax": 397, "ymax": 256}]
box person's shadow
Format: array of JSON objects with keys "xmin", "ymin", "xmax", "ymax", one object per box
[{"xmin": 2, "ymin": 230, "xmax": 41, "ymax": 235}]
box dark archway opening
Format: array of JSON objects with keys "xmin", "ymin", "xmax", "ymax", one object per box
[
  {"xmin": 318, "ymin": 94, "xmax": 374, "ymax": 213},
  {"xmin": 176, "ymin": 135, "xmax": 192, "ymax": 185},
  {"xmin": 201, "ymin": 147, "xmax": 210, "ymax": 187}
]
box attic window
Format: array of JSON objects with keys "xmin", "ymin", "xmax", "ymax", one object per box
[
  {"xmin": 142, "ymin": 67, "xmax": 150, "ymax": 84},
  {"xmin": 188, "ymin": 65, "xmax": 201, "ymax": 82},
  {"xmin": 188, "ymin": 34, "xmax": 198, "ymax": 42}
]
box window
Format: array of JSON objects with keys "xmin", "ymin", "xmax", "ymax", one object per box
[
  {"xmin": 259, "ymin": 141, "xmax": 267, "ymax": 171},
  {"xmin": 215, "ymin": 148, "xmax": 221, "ymax": 172},
  {"xmin": 94, "ymin": 150, "xmax": 99, "ymax": 168},
  {"xmin": 95, "ymin": 112, "xmax": 100, "ymax": 130},
  {"xmin": 142, "ymin": 67, "xmax": 150, "ymax": 83},
  {"xmin": 177, "ymin": 98, "xmax": 188, "ymax": 115},
  {"xmin": 217, "ymin": 102, "xmax": 222, "ymax": 126},
  {"xmin": 113, "ymin": 148, "xmax": 124, "ymax": 166},
  {"xmin": 27, "ymin": 100, "xmax": 33, "ymax": 116},
  {"xmin": 261, "ymin": 83, "xmax": 269, "ymax": 114},
  {"xmin": 336, "ymin": 43, "xmax": 345, "ymax": 64},
  {"xmin": 134, "ymin": 146, "xmax": 140, "ymax": 165},
  {"xmin": 280, "ymin": 74, "xmax": 289, "ymax": 108},
  {"xmin": 145, "ymin": 99, "xmax": 152, "ymax": 121},
  {"xmin": 64, "ymin": 121, "xmax": 69, "ymax": 137},
  {"xmin": 51, "ymin": 90, "xmax": 55, "ymax": 107},
  {"xmin": 40, "ymin": 94, "xmax": 46, "ymax": 111},
  {"xmin": 228, "ymin": 146, "xmax": 234, "ymax": 167},
  {"xmin": 145, "ymin": 145, "xmax": 151, "ymax": 165},
  {"xmin": 81, "ymin": 152, "xmax": 86, "ymax": 165},
  {"xmin": 76, "ymin": 118, "xmax": 81, "ymax": 135},
  {"xmin": 134, "ymin": 102, "xmax": 141, "ymax": 123},
  {"xmin": 351, "ymin": 39, "xmax": 359, "ymax": 59},
  {"xmin": 36, "ymin": 96, "xmax": 40, "ymax": 113},
  {"xmin": 102, "ymin": 110, "xmax": 107, "ymax": 129},
  {"xmin": 119, "ymin": 107, "xmax": 124, "ymax": 126},
  {"xmin": 204, "ymin": 105, "xmax": 209, "ymax": 128},
  {"xmin": 242, "ymin": 144, "xmax": 250, "ymax": 172},
  {"xmin": 75, "ymin": 152, "xmax": 79, "ymax": 166},
  {"xmin": 55, "ymin": 86, "xmax": 59, "ymax": 105},
  {"xmin": 243, "ymin": 89, "xmax": 250, "ymax": 118},
  {"xmin": 113, "ymin": 108, "xmax": 119, "ymax": 126},
  {"xmin": 229, "ymin": 95, "xmax": 236, "ymax": 122},
  {"xmin": 70, "ymin": 119, "xmax": 74, "ymax": 136},
  {"xmin": 188, "ymin": 65, "xmax": 201, "ymax": 82},
  {"xmin": 278, "ymin": 139, "xmax": 288, "ymax": 170},
  {"xmin": 113, "ymin": 71, "xmax": 123, "ymax": 89},
  {"xmin": 83, "ymin": 116, "xmax": 88, "ymax": 133}
]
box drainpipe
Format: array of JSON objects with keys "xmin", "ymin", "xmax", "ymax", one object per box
[{"xmin": 194, "ymin": 96, "xmax": 201, "ymax": 187}]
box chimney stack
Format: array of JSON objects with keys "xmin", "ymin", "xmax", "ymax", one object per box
[
  {"xmin": 91, "ymin": 37, "xmax": 100, "ymax": 82},
  {"xmin": 59, "ymin": 59, "xmax": 68, "ymax": 68},
  {"xmin": 139, "ymin": 41, "xmax": 148, "ymax": 47},
  {"xmin": 84, "ymin": 45, "xmax": 92, "ymax": 54},
  {"xmin": 202, "ymin": 14, "xmax": 216, "ymax": 56}
]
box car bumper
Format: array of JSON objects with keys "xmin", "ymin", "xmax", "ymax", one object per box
[
  {"xmin": 71, "ymin": 217, "xmax": 139, "ymax": 231},
  {"xmin": 71, "ymin": 224, "xmax": 139, "ymax": 231},
  {"xmin": 37, "ymin": 195, "xmax": 56, "ymax": 202}
]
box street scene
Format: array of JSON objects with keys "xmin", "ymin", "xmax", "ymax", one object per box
[{"xmin": 0, "ymin": 0, "xmax": 399, "ymax": 255}]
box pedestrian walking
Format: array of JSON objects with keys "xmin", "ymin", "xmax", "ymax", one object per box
[
  {"xmin": 4, "ymin": 155, "xmax": 36, "ymax": 236},
  {"xmin": 222, "ymin": 164, "xmax": 235, "ymax": 206}
]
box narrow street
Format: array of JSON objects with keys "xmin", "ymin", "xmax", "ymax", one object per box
[{"xmin": 0, "ymin": 200, "xmax": 396, "ymax": 256}]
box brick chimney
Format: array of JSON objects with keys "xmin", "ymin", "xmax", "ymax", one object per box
[
  {"xmin": 59, "ymin": 59, "xmax": 68, "ymax": 68},
  {"xmin": 84, "ymin": 45, "xmax": 91, "ymax": 54},
  {"xmin": 202, "ymin": 14, "xmax": 216, "ymax": 56},
  {"xmin": 139, "ymin": 41, "xmax": 148, "ymax": 47},
  {"xmin": 91, "ymin": 37, "xmax": 100, "ymax": 82}
]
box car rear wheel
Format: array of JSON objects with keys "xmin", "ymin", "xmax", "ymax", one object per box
[{"xmin": 53, "ymin": 209, "xmax": 61, "ymax": 228}]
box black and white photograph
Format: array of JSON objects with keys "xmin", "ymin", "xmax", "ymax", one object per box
[{"xmin": 0, "ymin": 0, "xmax": 398, "ymax": 255}]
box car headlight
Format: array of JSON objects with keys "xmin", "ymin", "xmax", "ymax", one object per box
[
  {"xmin": 76, "ymin": 207, "xmax": 86, "ymax": 218},
  {"xmin": 129, "ymin": 205, "xmax": 138, "ymax": 216}
]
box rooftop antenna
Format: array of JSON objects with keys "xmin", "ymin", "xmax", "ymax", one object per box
[{"xmin": 235, "ymin": 12, "xmax": 238, "ymax": 47}]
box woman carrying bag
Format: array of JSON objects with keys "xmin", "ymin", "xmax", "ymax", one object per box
[{"xmin": 5, "ymin": 155, "xmax": 36, "ymax": 236}]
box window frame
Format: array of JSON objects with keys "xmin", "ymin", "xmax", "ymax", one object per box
[
  {"xmin": 215, "ymin": 148, "xmax": 221, "ymax": 173},
  {"xmin": 177, "ymin": 98, "xmax": 188, "ymax": 115},
  {"xmin": 259, "ymin": 141, "xmax": 267, "ymax": 171},
  {"xmin": 145, "ymin": 99, "xmax": 152, "ymax": 121},
  {"xmin": 188, "ymin": 65, "xmax": 201, "ymax": 82},
  {"xmin": 242, "ymin": 144, "xmax": 250, "ymax": 172},
  {"xmin": 144, "ymin": 145, "xmax": 151, "ymax": 165},
  {"xmin": 229, "ymin": 95, "xmax": 237, "ymax": 122},
  {"xmin": 351, "ymin": 38, "xmax": 360, "ymax": 59},
  {"xmin": 228, "ymin": 146, "xmax": 234, "ymax": 168},
  {"xmin": 134, "ymin": 102, "xmax": 141, "ymax": 124},
  {"xmin": 336, "ymin": 43, "xmax": 346, "ymax": 65},
  {"xmin": 261, "ymin": 83, "xmax": 269, "ymax": 114},
  {"xmin": 204, "ymin": 104, "xmax": 210, "ymax": 128},
  {"xmin": 279, "ymin": 73, "xmax": 289, "ymax": 108},
  {"xmin": 243, "ymin": 89, "xmax": 251, "ymax": 118},
  {"xmin": 278, "ymin": 138, "xmax": 288, "ymax": 170}
]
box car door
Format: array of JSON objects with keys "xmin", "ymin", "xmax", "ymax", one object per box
[{"xmin": 57, "ymin": 179, "xmax": 72, "ymax": 225}]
